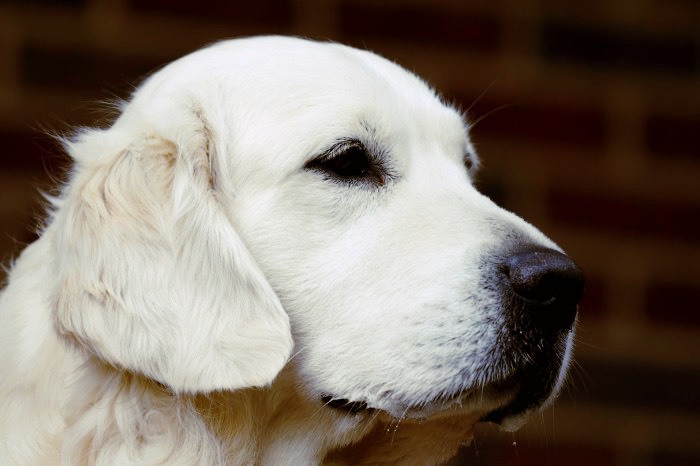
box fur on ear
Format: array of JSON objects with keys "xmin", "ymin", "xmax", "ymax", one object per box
[{"xmin": 50, "ymin": 122, "xmax": 293, "ymax": 393}]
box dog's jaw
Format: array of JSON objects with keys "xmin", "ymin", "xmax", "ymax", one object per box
[
  {"xmin": 323, "ymin": 411, "xmax": 483, "ymax": 465},
  {"xmin": 314, "ymin": 329, "xmax": 576, "ymax": 464}
]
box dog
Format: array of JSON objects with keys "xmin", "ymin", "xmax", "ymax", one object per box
[{"xmin": 0, "ymin": 36, "xmax": 583, "ymax": 465}]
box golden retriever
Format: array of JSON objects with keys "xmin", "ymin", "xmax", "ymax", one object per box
[{"xmin": 0, "ymin": 36, "xmax": 583, "ymax": 465}]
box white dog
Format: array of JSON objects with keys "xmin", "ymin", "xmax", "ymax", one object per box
[{"xmin": 0, "ymin": 36, "xmax": 583, "ymax": 465}]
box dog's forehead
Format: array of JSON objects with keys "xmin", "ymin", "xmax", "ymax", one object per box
[
  {"xmin": 139, "ymin": 37, "xmax": 467, "ymax": 142},
  {"xmin": 125, "ymin": 37, "xmax": 471, "ymax": 183},
  {"xmin": 151, "ymin": 37, "xmax": 438, "ymax": 101}
]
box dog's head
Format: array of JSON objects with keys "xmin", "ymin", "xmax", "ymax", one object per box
[{"xmin": 51, "ymin": 36, "xmax": 582, "ymax": 433}]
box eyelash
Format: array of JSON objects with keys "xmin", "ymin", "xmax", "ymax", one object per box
[{"xmin": 306, "ymin": 140, "xmax": 386, "ymax": 186}]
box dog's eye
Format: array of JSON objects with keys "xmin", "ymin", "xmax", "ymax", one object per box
[
  {"xmin": 307, "ymin": 142, "xmax": 384, "ymax": 185},
  {"xmin": 464, "ymin": 156, "xmax": 473, "ymax": 171},
  {"xmin": 464, "ymin": 152, "xmax": 479, "ymax": 176},
  {"xmin": 323, "ymin": 146, "xmax": 371, "ymax": 178}
]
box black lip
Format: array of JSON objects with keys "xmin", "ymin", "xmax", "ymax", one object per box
[
  {"xmin": 321, "ymin": 395, "xmax": 371, "ymax": 414},
  {"xmin": 479, "ymin": 358, "xmax": 562, "ymax": 424}
]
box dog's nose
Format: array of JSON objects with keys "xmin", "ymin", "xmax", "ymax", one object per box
[{"xmin": 504, "ymin": 247, "xmax": 584, "ymax": 331}]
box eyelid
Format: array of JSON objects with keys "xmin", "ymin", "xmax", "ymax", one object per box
[
  {"xmin": 325, "ymin": 138, "xmax": 365, "ymax": 160},
  {"xmin": 309, "ymin": 137, "xmax": 379, "ymax": 170},
  {"xmin": 305, "ymin": 137, "xmax": 394, "ymax": 187}
]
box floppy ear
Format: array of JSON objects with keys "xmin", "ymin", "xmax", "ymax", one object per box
[{"xmin": 51, "ymin": 124, "xmax": 293, "ymax": 393}]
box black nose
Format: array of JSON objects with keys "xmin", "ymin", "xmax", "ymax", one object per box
[{"xmin": 504, "ymin": 247, "xmax": 584, "ymax": 331}]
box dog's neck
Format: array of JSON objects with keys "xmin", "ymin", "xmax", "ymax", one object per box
[
  {"xmin": 58, "ymin": 360, "xmax": 219, "ymax": 464},
  {"xmin": 59, "ymin": 359, "xmax": 372, "ymax": 465},
  {"xmin": 59, "ymin": 357, "xmax": 473, "ymax": 465}
]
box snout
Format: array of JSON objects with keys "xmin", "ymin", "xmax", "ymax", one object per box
[
  {"xmin": 503, "ymin": 247, "xmax": 584, "ymax": 332},
  {"xmin": 478, "ymin": 246, "xmax": 584, "ymax": 423},
  {"xmin": 317, "ymin": 244, "xmax": 585, "ymax": 422}
]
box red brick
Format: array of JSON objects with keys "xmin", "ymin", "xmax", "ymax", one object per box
[
  {"xmin": 128, "ymin": 0, "xmax": 292, "ymax": 28},
  {"xmin": 568, "ymin": 360, "xmax": 700, "ymax": 412},
  {"xmin": 0, "ymin": 211, "xmax": 41, "ymax": 252},
  {"xmin": 0, "ymin": 129, "xmax": 69, "ymax": 177},
  {"xmin": 473, "ymin": 175, "xmax": 508, "ymax": 209},
  {"xmin": 548, "ymin": 189, "xmax": 700, "ymax": 243},
  {"xmin": 459, "ymin": 96, "xmax": 608, "ymax": 150},
  {"xmin": 540, "ymin": 20, "xmax": 698, "ymax": 75},
  {"xmin": 653, "ymin": 451, "xmax": 700, "ymax": 466},
  {"xmin": 579, "ymin": 276, "xmax": 607, "ymax": 320},
  {"xmin": 21, "ymin": 45, "xmax": 170, "ymax": 93},
  {"xmin": 1, "ymin": 0, "xmax": 85, "ymax": 6},
  {"xmin": 453, "ymin": 443, "xmax": 614, "ymax": 466},
  {"xmin": 339, "ymin": 2, "xmax": 501, "ymax": 51},
  {"xmin": 646, "ymin": 281, "xmax": 700, "ymax": 327},
  {"xmin": 645, "ymin": 113, "xmax": 700, "ymax": 159}
]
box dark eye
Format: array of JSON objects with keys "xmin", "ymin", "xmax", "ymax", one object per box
[
  {"xmin": 464, "ymin": 152, "xmax": 478, "ymax": 174},
  {"xmin": 321, "ymin": 145, "xmax": 371, "ymax": 178},
  {"xmin": 464, "ymin": 156, "xmax": 473, "ymax": 171},
  {"xmin": 306, "ymin": 142, "xmax": 384, "ymax": 185}
]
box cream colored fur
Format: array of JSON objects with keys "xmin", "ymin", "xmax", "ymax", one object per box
[{"xmin": 0, "ymin": 36, "xmax": 572, "ymax": 465}]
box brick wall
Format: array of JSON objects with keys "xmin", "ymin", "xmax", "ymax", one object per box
[{"xmin": 1, "ymin": 1, "xmax": 699, "ymax": 465}]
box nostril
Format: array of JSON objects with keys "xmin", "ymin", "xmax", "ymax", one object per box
[{"xmin": 504, "ymin": 247, "xmax": 584, "ymax": 329}]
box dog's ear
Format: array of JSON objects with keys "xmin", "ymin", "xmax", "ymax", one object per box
[{"xmin": 51, "ymin": 123, "xmax": 293, "ymax": 393}]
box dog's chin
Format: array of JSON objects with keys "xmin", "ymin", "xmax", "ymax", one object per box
[
  {"xmin": 321, "ymin": 379, "xmax": 519, "ymax": 424},
  {"xmin": 321, "ymin": 388, "xmax": 542, "ymax": 440},
  {"xmin": 321, "ymin": 351, "xmax": 570, "ymax": 431}
]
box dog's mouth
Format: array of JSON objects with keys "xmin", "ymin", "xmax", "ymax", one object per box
[
  {"xmin": 319, "ymin": 380, "xmax": 516, "ymax": 418},
  {"xmin": 321, "ymin": 387, "xmax": 539, "ymax": 432},
  {"xmin": 319, "ymin": 381, "xmax": 513, "ymax": 420}
]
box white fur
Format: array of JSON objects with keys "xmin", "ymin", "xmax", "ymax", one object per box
[{"xmin": 0, "ymin": 36, "xmax": 572, "ymax": 465}]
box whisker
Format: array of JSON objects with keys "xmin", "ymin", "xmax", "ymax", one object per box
[
  {"xmin": 566, "ymin": 359, "xmax": 592, "ymax": 402},
  {"xmin": 390, "ymin": 407, "xmax": 410, "ymax": 445},
  {"xmin": 287, "ymin": 345, "xmax": 308, "ymax": 362},
  {"xmin": 511, "ymin": 432, "xmax": 520, "ymax": 464},
  {"xmin": 466, "ymin": 76, "xmax": 501, "ymax": 115},
  {"xmin": 540, "ymin": 411, "xmax": 552, "ymax": 466},
  {"xmin": 469, "ymin": 103, "xmax": 516, "ymax": 130},
  {"xmin": 573, "ymin": 337, "xmax": 607, "ymax": 351},
  {"xmin": 309, "ymin": 394, "xmax": 338, "ymax": 419},
  {"xmin": 368, "ymin": 408, "xmax": 382, "ymax": 426}
]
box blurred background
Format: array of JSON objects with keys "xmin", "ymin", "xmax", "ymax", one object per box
[{"xmin": 0, "ymin": 0, "xmax": 698, "ymax": 465}]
